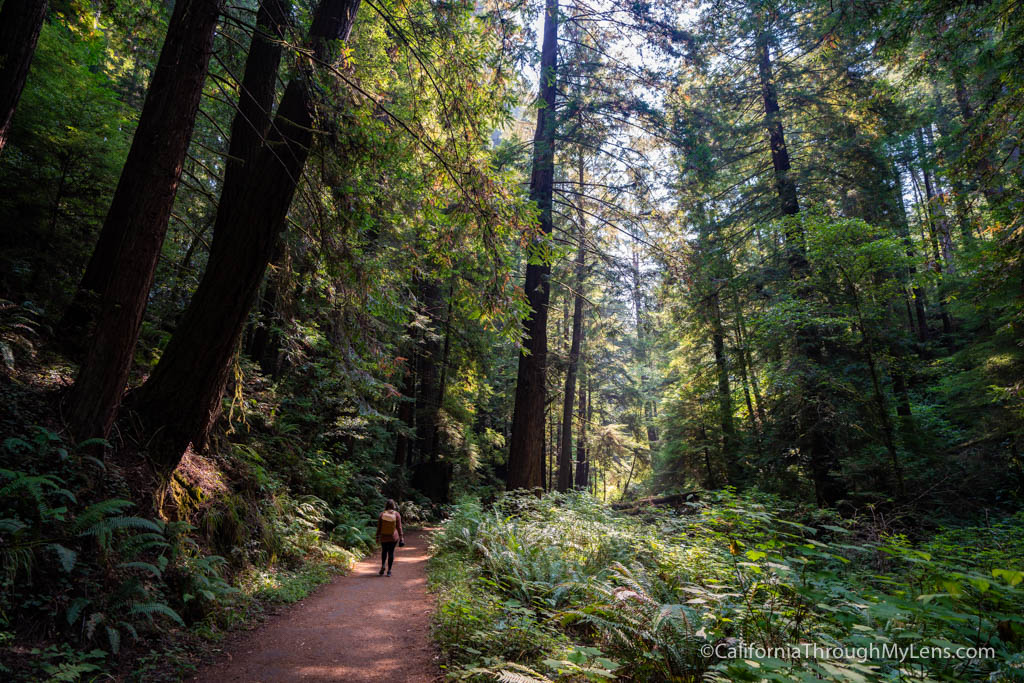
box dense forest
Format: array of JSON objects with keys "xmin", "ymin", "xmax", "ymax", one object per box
[{"xmin": 0, "ymin": 0, "xmax": 1022, "ymax": 678}]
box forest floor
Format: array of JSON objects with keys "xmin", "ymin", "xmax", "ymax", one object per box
[{"xmin": 191, "ymin": 529, "xmax": 440, "ymax": 682}]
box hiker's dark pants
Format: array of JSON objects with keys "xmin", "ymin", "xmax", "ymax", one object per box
[{"xmin": 381, "ymin": 541, "xmax": 397, "ymax": 570}]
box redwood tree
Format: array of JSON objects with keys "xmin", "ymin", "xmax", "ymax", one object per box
[
  {"xmin": 0, "ymin": 0, "xmax": 48, "ymax": 154},
  {"xmin": 65, "ymin": 0, "xmax": 224, "ymax": 441},
  {"xmin": 507, "ymin": 0, "xmax": 558, "ymax": 491},
  {"xmin": 131, "ymin": 0, "xmax": 361, "ymax": 472},
  {"xmin": 556, "ymin": 160, "xmax": 586, "ymax": 492}
]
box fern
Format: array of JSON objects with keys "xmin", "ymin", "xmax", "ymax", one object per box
[
  {"xmin": 66, "ymin": 598, "xmax": 91, "ymax": 626},
  {"xmin": 0, "ymin": 469, "xmax": 71, "ymax": 518},
  {"xmin": 0, "ymin": 516, "xmax": 26, "ymax": 533},
  {"xmin": 0, "ymin": 299, "xmax": 43, "ymax": 372},
  {"xmin": 47, "ymin": 543, "xmax": 77, "ymax": 572},
  {"xmin": 40, "ymin": 660, "xmax": 104, "ymax": 682},
  {"xmin": 493, "ymin": 663, "xmax": 555, "ymax": 682},
  {"xmin": 70, "ymin": 499, "xmax": 134, "ymax": 535},
  {"xmin": 77, "ymin": 511, "xmax": 163, "ymax": 548},
  {"xmin": 128, "ymin": 602, "xmax": 184, "ymax": 626},
  {"xmin": 104, "ymin": 625, "xmax": 120, "ymax": 654}
]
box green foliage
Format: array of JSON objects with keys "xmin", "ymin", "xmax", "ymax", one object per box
[
  {"xmin": 238, "ymin": 561, "xmax": 338, "ymax": 605},
  {"xmin": 0, "ymin": 429, "xmax": 229, "ymax": 675},
  {"xmin": 0, "ymin": 20, "xmax": 132, "ymax": 307},
  {"xmin": 27, "ymin": 645, "xmax": 106, "ymax": 683},
  {"xmin": 430, "ymin": 492, "xmax": 1024, "ymax": 681},
  {"xmin": 0, "ymin": 300, "xmax": 46, "ymax": 373}
]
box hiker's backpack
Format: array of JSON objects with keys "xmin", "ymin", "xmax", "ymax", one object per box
[{"xmin": 380, "ymin": 510, "xmax": 398, "ymax": 539}]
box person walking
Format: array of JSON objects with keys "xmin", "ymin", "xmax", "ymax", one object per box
[{"xmin": 375, "ymin": 499, "xmax": 404, "ymax": 576}]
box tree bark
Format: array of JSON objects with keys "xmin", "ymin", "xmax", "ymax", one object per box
[
  {"xmin": 0, "ymin": 0, "xmax": 48, "ymax": 154},
  {"xmin": 574, "ymin": 370, "xmax": 588, "ymax": 488},
  {"xmin": 218, "ymin": 0, "xmax": 290, "ymax": 221},
  {"xmin": 557, "ymin": 160, "xmax": 585, "ymax": 492},
  {"xmin": 920, "ymin": 127, "xmax": 956, "ymax": 275},
  {"xmin": 732, "ymin": 290, "xmax": 766, "ymax": 427},
  {"xmin": 227, "ymin": 0, "xmax": 292, "ymax": 375},
  {"xmin": 507, "ymin": 0, "xmax": 557, "ymax": 491},
  {"xmin": 709, "ymin": 289, "xmax": 737, "ymax": 480},
  {"xmin": 756, "ymin": 23, "xmax": 840, "ymax": 506},
  {"xmin": 913, "ymin": 130, "xmax": 953, "ymax": 335},
  {"xmin": 756, "ymin": 28, "xmax": 804, "ymax": 274},
  {"xmin": 891, "ymin": 159, "xmax": 929, "ymax": 343},
  {"xmin": 130, "ymin": 0, "xmax": 362, "ymax": 471},
  {"xmin": 65, "ymin": 0, "xmax": 223, "ymax": 442}
]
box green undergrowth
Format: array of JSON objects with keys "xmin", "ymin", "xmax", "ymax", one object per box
[
  {"xmin": 0, "ymin": 422, "xmax": 390, "ymax": 681},
  {"xmin": 428, "ymin": 491, "xmax": 1024, "ymax": 682}
]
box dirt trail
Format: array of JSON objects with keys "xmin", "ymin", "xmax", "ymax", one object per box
[{"xmin": 194, "ymin": 529, "xmax": 440, "ymax": 682}]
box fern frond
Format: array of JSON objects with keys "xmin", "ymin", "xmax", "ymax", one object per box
[
  {"xmin": 71, "ymin": 499, "xmax": 135, "ymax": 534},
  {"xmin": 0, "ymin": 471, "xmax": 63, "ymax": 517},
  {"xmin": 494, "ymin": 662, "xmax": 555, "ymax": 682},
  {"xmin": 118, "ymin": 620, "xmax": 138, "ymax": 641},
  {"xmin": 105, "ymin": 625, "xmax": 121, "ymax": 654},
  {"xmin": 129, "ymin": 601, "xmax": 184, "ymax": 626},
  {"xmin": 0, "ymin": 517, "xmax": 26, "ymax": 534},
  {"xmin": 47, "ymin": 543, "xmax": 77, "ymax": 572},
  {"xmin": 79, "ymin": 513, "xmax": 163, "ymax": 548},
  {"xmin": 67, "ymin": 597, "xmax": 91, "ymax": 625}
]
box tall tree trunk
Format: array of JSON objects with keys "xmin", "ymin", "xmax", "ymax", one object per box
[
  {"xmin": 65, "ymin": 0, "xmax": 223, "ymax": 441},
  {"xmin": 709, "ymin": 290, "xmax": 737, "ymax": 480},
  {"xmin": 217, "ymin": 0, "xmax": 290, "ymax": 223},
  {"xmin": 247, "ymin": 266, "xmax": 282, "ymax": 373},
  {"xmin": 913, "ymin": 131, "xmax": 953, "ymax": 335},
  {"xmin": 557, "ymin": 244, "xmax": 584, "ymax": 491},
  {"xmin": 852, "ymin": 296, "xmax": 904, "ymax": 496},
  {"xmin": 67, "ymin": 0, "xmax": 289, "ymax": 342},
  {"xmin": 757, "ymin": 24, "xmax": 840, "ymax": 506},
  {"xmin": 732, "ymin": 314, "xmax": 758, "ymax": 434},
  {"xmin": 557, "ymin": 160, "xmax": 586, "ymax": 492},
  {"xmin": 891, "ymin": 369, "xmax": 913, "ymax": 434},
  {"xmin": 756, "ymin": 28, "xmax": 803, "ymax": 270},
  {"xmin": 230, "ymin": 0, "xmax": 292, "ymax": 374},
  {"xmin": 414, "ymin": 277, "xmax": 443, "ymax": 462},
  {"xmin": 732, "ymin": 290, "xmax": 767, "ymax": 427},
  {"xmin": 507, "ymin": 0, "xmax": 557, "ymax": 491},
  {"xmin": 574, "ymin": 369, "xmax": 588, "ymax": 489},
  {"xmin": 620, "ymin": 449, "xmax": 638, "ymax": 502},
  {"xmin": 167, "ymin": 220, "xmax": 209, "ymax": 310},
  {"xmin": 921, "ymin": 127, "xmax": 957, "ymax": 274},
  {"xmin": 892, "ymin": 160, "xmax": 929, "ymax": 343},
  {"xmin": 0, "ymin": 0, "xmax": 48, "ymax": 154},
  {"xmin": 700, "ymin": 423, "xmax": 716, "ymax": 488},
  {"xmin": 130, "ymin": 0, "xmax": 361, "ymax": 471}
]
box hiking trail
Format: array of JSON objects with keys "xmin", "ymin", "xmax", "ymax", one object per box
[{"xmin": 193, "ymin": 528, "xmax": 440, "ymax": 682}]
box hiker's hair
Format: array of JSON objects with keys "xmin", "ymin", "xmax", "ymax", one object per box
[{"xmin": 385, "ymin": 499, "xmax": 396, "ymax": 510}]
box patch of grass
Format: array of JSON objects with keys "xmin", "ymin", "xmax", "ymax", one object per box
[{"xmin": 241, "ymin": 560, "xmax": 339, "ymax": 604}]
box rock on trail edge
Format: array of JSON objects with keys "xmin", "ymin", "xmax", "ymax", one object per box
[{"xmin": 193, "ymin": 528, "xmax": 441, "ymax": 682}]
